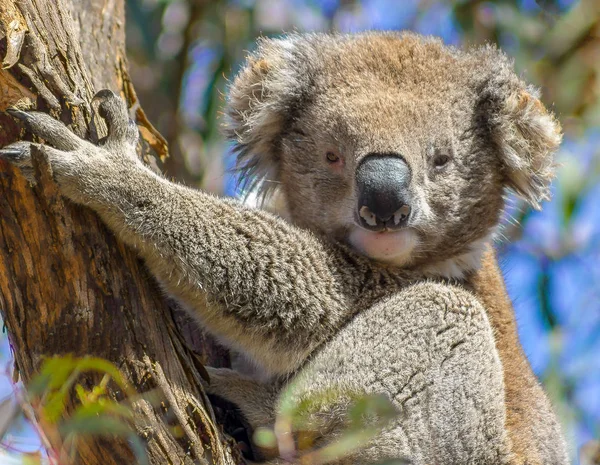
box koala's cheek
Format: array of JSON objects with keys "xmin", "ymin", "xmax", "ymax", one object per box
[{"xmin": 348, "ymin": 228, "xmax": 418, "ymax": 266}]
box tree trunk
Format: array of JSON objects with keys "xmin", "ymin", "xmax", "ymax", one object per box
[{"xmin": 0, "ymin": 1, "xmax": 239, "ymax": 464}]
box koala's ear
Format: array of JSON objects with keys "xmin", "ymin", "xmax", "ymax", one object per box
[
  {"xmin": 225, "ymin": 37, "xmax": 305, "ymax": 197},
  {"xmin": 480, "ymin": 64, "xmax": 562, "ymax": 209}
]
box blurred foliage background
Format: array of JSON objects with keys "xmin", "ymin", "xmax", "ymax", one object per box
[{"xmin": 1, "ymin": 0, "xmax": 599, "ymax": 463}]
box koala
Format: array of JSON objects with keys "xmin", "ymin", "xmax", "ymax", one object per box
[{"xmin": 1, "ymin": 32, "xmax": 567, "ymax": 465}]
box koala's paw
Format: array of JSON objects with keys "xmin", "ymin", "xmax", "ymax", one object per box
[{"xmin": 0, "ymin": 90, "xmax": 139, "ymax": 199}]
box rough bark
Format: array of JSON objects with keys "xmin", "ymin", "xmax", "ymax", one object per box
[{"xmin": 0, "ymin": 0, "xmax": 238, "ymax": 464}]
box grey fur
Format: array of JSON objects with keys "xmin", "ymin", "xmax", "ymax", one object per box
[
  {"xmin": 2, "ymin": 32, "xmax": 565, "ymax": 464},
  {"xmin": 228, "ymin": 32, "xmax": 560, "ymax": 275}
]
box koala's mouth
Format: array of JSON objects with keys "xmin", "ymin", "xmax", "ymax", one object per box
[{"xmin": 347, "ymin": 226, "xmax": 418, "ymax": 266}]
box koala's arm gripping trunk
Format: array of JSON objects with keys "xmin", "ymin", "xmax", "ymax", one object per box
[
  {"xmin": 90, "ymin": 164, "xmax": 364, "ymax": 375},
  {"xmin": 1, "ymin": 91, "xmax": 381, "ymax": 376}
]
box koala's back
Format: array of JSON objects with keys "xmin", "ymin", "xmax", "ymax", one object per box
[{"xmin": 282, "ymin": 282, "xmax": 511, "ymax": 465}]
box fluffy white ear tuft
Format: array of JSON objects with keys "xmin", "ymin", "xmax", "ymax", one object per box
[
  {"xmin": 493, "ymin": 86, "xmax": 561, "ymax": 209},
  {"xmin": 225, "ymin": 37, "xmax": 308, "ymax": 199},
  {"xmin": 476, "ymin": 48, "xmax": 562, "ymax": 209}
]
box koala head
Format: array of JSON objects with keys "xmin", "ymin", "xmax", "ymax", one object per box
[{"xmin": 225, "ymin": 32, "xmax": 561, "ymax": 278}]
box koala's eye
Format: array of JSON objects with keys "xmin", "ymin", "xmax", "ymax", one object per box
[
  {"xmin": 434, "ymin": 154, "xmax": 449, "ymax": 168},
  {"xmin": 432, "ymin": 149, "xmax": 451, "ymax": 170},
  {"xmin": 326, "ymin": 151, "xmax": 340, "ymax": 163}
]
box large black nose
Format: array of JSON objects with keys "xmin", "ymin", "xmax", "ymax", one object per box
[{"xmin": 356, "ymin": 154, "xmax": 412, "ymax": 231}]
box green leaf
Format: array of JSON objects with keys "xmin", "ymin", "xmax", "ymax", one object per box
[
  {"xmin": 28, "ymin": 355, "xmax": 77, "ymax": 396},
  {"xmin": 348, "ymin": 393, "xmax": 398, "ymax": 429},
  {"xmin": 71, "ymin": 399, "xmax": 134, "ymax": 421},
  {"xmin": 59, "ymin": 415, "xmax": 133, "ymax": 437},
  {"xmin": 75, "ymin": 384, "xmax": 87, "ymax": 404},
  {"xmin": 276, "ymin": 389, "xmax": 400, "ymax": 464},
  {"xmin": 253, "ymin": 427, "xmax": 277, "ymax": 449},
  {"xmin": 303, "ymin": 426, "xmax": 382, "ymax": 464},
  {"xmin": 43, "ymin": 389, "xmax": 70, "ymax": 423},
  {"xmin": 129, "ymin": 434, "xmax": 150, "ymax": 465},
  {"xmin": 60, "ymin": 413, "xmax": 148, "ymax": 465},
  {"xmin": 278, "ymin": 386, "xmax": 346, "ymax": 424},
  {"xmin": 72, "ymin": 357, "xmax": 130, "ymax": 393}
]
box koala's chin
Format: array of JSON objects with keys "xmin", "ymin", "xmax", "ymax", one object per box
[{"xmin": 347, "ymin": 227, "xmax": 419, "ymax": 267}]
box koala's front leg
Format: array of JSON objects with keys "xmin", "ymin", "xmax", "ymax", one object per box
[{"xmin": 1, "ymin": 91, "xmax": 363, "ymax": 376}]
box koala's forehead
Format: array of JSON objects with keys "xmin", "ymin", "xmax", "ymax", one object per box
[
  {"xmin": 274, "ymin": 33, "xmax": 491, "ymax": 139},
  {"xmin": 302, "ymin": 92, "xmax": 456, "ymax": 157},
  {"xmin": 287, "ymin": 33, "xmax": 480, "ymax": 100}
]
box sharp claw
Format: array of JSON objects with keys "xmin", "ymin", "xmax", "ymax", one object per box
[
  {"xmin": 5, "ymin": 111, "xmax": 81, "ymax": 151},
  {"xmin": 6, "ymin": 108, "xmax": 33, "ymax": 122},
  {"xmin": 93, "ymin": 89, "xmax": 118, "ymax": 102}
]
